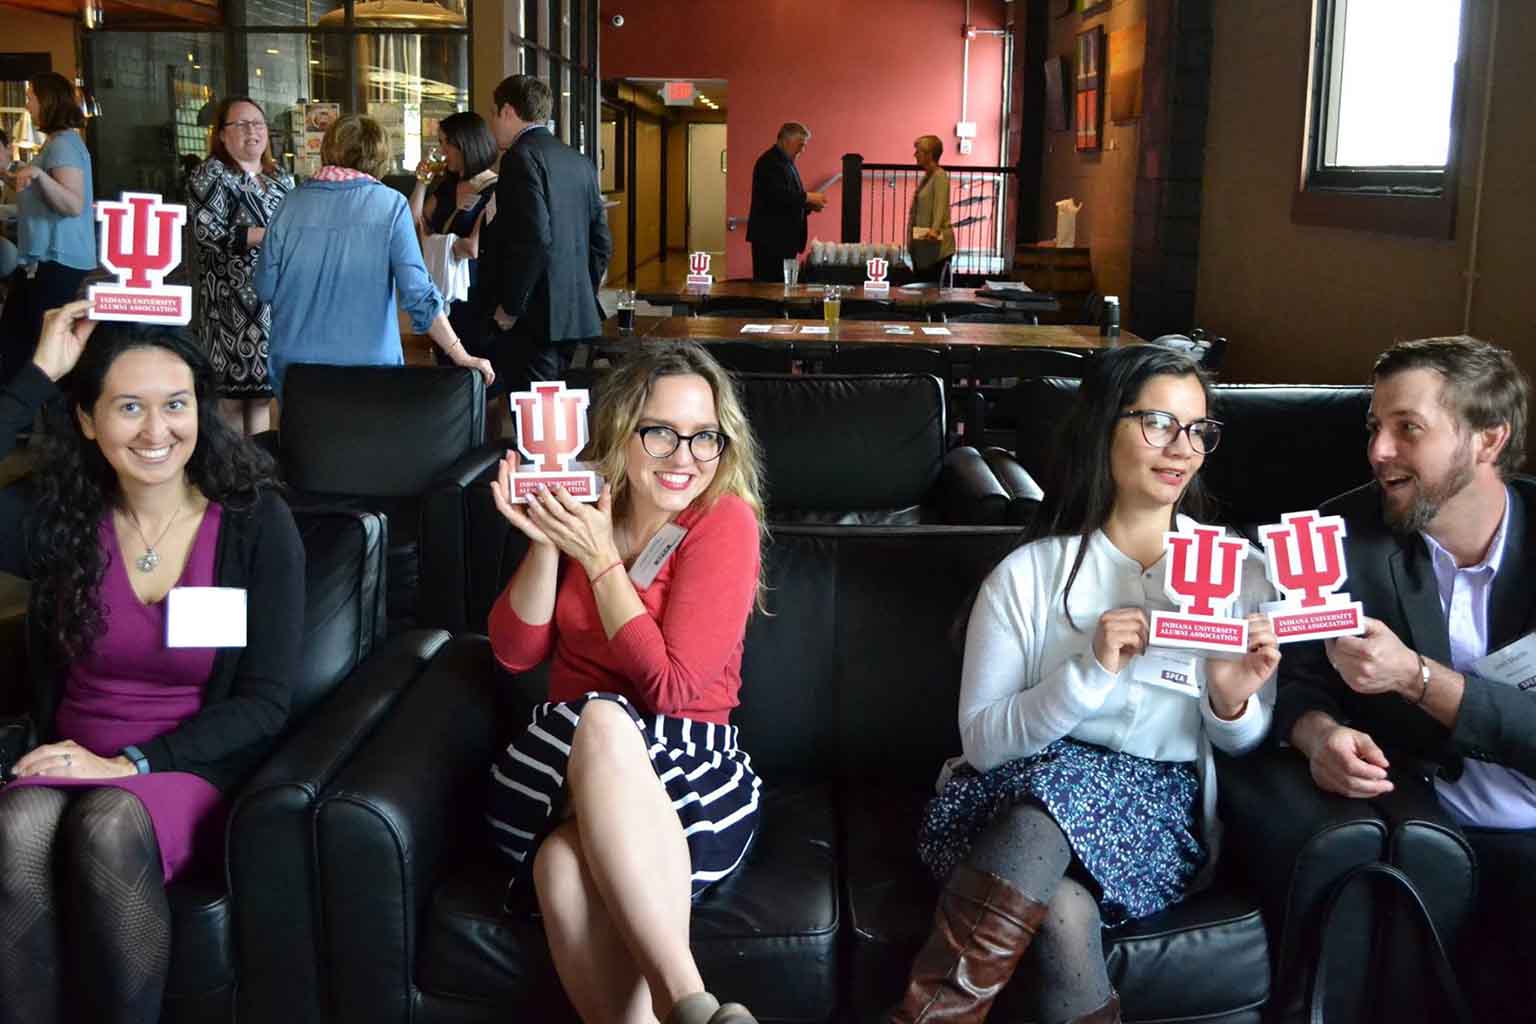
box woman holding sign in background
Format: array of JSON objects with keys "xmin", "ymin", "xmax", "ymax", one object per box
[
  {"xmin": 0, "ymin": 73, "xmax": 95, "ymax": 388},
  {"xmin": 485, "ymin": 342, "xmax": 767, "ymax": 1024},
  {"xmin": 0, "ymin": 302, "xmax": 303, "ymax": 1024},
  {"xmin": 890, "ymin": 345, "xmax": 1279, "ymax": 1024}
]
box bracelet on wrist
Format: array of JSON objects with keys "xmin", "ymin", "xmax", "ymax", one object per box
[
  {"xmin": 588, "ymin": 560, "xmax": 624, "ymax": 585},
  {"xmin": 1410, "ymin": 654, "xmax": 1431, "ymax": 705}
]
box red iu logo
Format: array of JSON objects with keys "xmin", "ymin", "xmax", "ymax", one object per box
[
  {"xmin": 1259, "ymin": 511, "xmax": 1348, "ymax": 607},
  {"xmin": 1163, "ymin": 525, "xmax": 1248, "ymax": 617},
  {"xmin": 88, "ymin": 192, "xmax": 193, "ymax": 325},
  {"xmin": 867, "ymin": 257, "xmax": 889, "ymax": 282},
  {"xmin": 512, "ymin": 382, "xmax": 590, "ymax": 473},
  {"xmin": 689, "ymin": 251, "xmax": 711, "ymax": 276},
  {"xmin": 98, "ymin": 193, "xmax": 185, "ymax": 288}
]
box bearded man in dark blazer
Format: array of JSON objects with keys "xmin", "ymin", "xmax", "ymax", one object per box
[
  {"xmin": 482, "ymin": 74, "xmax": 612, "ymax": 396},
  {"xmin": 1235, "ymin": 336, "xmax": 1534, "ymax": 1020},
  {"xmin": 746, "ymin": 122, "xmax": 826, "ymax": 283}
]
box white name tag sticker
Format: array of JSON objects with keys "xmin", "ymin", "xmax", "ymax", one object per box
[
  {"xmin": 739, "ymin": 323, "xmax": 773, "ymax": 334},
  {"xmin": 1472, "ymin": 633, "xmax": 1536, "ymax": 691},
  {"xmin": 1130, "ymin": 649, "xmax": 1201, "ymax": 699},
  {"xmin": 629, "ymin": 523, "xmax": 688, "ymax": 589},
  {"xmin": 166, "ymin": 587, "xmax": 248, "ymax": 648}
]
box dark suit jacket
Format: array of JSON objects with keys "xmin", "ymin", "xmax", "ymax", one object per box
[
  {"xmin": 483, "ymin": 126, "xmax": 612, "ymax": 344},
  {"xmin": 746, "ymin": 144, "xmax": 809, "ymax": 257},
  {"xmin": 1275, "ymin": 476, "xmax": 1536, "ymax": 781}
]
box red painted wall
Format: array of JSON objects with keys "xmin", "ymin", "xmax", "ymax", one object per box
[{"xmin": 601, "ymin": 0, "xmax": 1010, "ymax": 277}]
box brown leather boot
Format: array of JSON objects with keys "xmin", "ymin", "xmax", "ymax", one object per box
[
  {"xmin": 1063, "ymin": 991, "xmax": 1121, "ymax": 1023},
  {"xmin": 889, "ymin": 864, "xmax": 1051, "ymax": 1023}
]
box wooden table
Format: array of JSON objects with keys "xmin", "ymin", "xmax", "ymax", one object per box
[
  {"xmin": 602, "ymin": 316, "xmax": 1132, "ymax": 351},
  {"xmin": 637, "ymin": 281, "xmax": 1059, "ymax": 315}
]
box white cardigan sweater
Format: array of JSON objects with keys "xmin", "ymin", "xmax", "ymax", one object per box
[{"xmin": 952, "ymin": 516, "xmax": 1277, "ymax": 872}]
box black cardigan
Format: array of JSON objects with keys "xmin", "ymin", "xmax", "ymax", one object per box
[{"xmin": 1, "ymin": 363, "xmax": 305, "ymax": 793}]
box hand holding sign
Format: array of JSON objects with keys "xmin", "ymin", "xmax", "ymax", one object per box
[
  {"xmin": 1205, "ymin": 613, "xmax": 1281, "ymax": 718},
  {"xmin": 32, "ymin": 300, "xmax": 98, "ymax": 381},
  {"xmin": 1325, "ymin": 618, "xmax": 1422, "ymax": 698},
  {"xmin": 1093, "ymin": 607, "xmax": 1149, "ymax": 674}
]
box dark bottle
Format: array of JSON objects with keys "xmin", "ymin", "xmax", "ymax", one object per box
[{"xmin": 1100, "ymin": 295, "xmax": 1121, "ymax": 339}]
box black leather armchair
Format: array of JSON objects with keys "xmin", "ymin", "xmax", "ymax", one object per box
[
  {"xmin": 269, "ymin": 364, "xmax": 506, "ymax": 633},
  {"xmin": 163, "ymin": 507, "xmax": 451, "ymax": 1024},
  {"xmin": 312, "ymin": 524, "xmax": 1273, "ymax": 1024}
]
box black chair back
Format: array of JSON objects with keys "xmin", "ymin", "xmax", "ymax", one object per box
[
  {"xmin": 280, "ymin": 364, "xmax": 486, "ymax": 498},
  {"xmin": 703, "ymin": 341, "xmax": 796, "ymax": 374},
  {"xmin": 829, "ymin": 345, "xmax": 948, "ymax": 379},
  {"xmin": 697, "ymin": 297, "xmax": 786, "ymax": 318}
]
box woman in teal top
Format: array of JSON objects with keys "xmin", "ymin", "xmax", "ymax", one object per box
[{"xmin": 0, "ymin": 72, "xmax": 96, "ymax": 386}]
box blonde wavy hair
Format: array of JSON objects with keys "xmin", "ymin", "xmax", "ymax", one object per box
[{"xmin": 585, "ymin": 342, "xmax": 768, "ymax": 602}]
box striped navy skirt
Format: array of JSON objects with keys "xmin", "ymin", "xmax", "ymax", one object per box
[{"xmin": 487, "ymin": 692, "xmax": 762, "ymax": 899}]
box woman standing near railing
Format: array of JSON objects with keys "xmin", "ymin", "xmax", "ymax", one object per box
[{"xmin": 908, "ymin": 135, "xmax": 955, "ymax": 284}]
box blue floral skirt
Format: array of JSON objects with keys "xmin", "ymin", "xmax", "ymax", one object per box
[{"xmin": 917, "ymin": 738, "xmax": 1205, "ymax": 925}]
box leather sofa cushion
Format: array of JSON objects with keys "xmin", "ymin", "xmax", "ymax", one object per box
[
  {"xmin": 737, "ymin": 374, "xmax": 945, "ymax": 517},
  {"xmin": 843, "ymin": 787, "xmax": 1269, "ymax": 1023},
  {"xmin": 417, "ymin": 784, "xmax": 840, "ymax": 1023},
  {"xmin": 290, "ymin": 508, "xmax": 388, "ymax": 716}
]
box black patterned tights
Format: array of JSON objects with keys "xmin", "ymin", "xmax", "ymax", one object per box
[
  {"xmin": 0, "ymin": 785, "xmax": 172, "ymax": 1024},
  {"xmin": 966, "ymin": 801, "xmax": 1116, "ymax": 1024}
]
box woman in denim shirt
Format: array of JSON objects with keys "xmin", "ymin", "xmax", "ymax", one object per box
[{"xmin": 254, "ymin": 115, "xmax": 493, "ymax": 398}]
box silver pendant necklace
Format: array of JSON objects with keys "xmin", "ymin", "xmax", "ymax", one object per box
[{"xmin": 125, "ymin": 506, "xmax": 183, "ymax": 573}]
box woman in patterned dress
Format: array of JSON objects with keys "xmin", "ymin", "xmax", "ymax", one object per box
[
  {"xmin": 188, "ymin": 97, "xmax": 293, "ymax": 435},
  {"xmin": 890, "ymin": 345, "xmax": 1281, "ymax": 1024}
]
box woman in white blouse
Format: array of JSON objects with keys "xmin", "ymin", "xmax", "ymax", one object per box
[{"xmin": 890, "ymin": 345, "xmax": 1280, "ymax": 1024}]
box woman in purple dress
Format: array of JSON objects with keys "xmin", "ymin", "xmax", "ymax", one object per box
[{"xmin": 0, "ymin": 301, "xmax": 304, "ymax": 1024}]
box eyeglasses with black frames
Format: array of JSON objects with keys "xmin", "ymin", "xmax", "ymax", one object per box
[
  {"xmin": 1118, "ymin": 409, "xmax": 1223, "ymax": 454},
  {"xmin": 635, "ymin": 425, "xmax": 728, "ymax": 462},
  {"xmin": 224, "ymin": 119, "xmax": 269, "ymax": 134}
]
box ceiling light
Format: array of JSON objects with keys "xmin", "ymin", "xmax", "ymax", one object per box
[
  {"xmin": 310, "ymin": 59, "xmax": 321, "ymax": 64},
  {"xmin": 193, "ymin": 64, "xmax": 201, "ymax": 69},
  {"xmin": 255, "ymin": 68, "xmax": 263, "ymax": 76},
  {"xmin": 187, "ymin": 52, "xmax": 195, "ymax": 61},
  {"xmin": 265, "ymin": 48, "xmax": 281, "ymax": 55}
]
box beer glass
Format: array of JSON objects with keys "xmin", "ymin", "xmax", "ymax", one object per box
[
  {"xmin": 823, "ymin": 286, "xmax": 842, "ymax": 326},
  {"xmin": 616, "ymin": 290, "xmax": 637, "ymax": 335},
  {"xmin": 782, "ymin": 258, "xmax": 800, "ymax": 288}
]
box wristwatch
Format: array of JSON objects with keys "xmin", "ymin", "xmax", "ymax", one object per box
[{"xmin": 122, "ymin": 744, "xmax": 150, "ymax": 775}]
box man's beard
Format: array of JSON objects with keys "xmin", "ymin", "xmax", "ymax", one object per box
[{"xmin": 1382, "ymin": 436, "xmax": 1476, "ymax": 534}]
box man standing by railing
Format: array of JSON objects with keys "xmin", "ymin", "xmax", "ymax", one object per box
[{"xmin": 747, "ymin": 122, "xmax": 826, "ymax": 282}]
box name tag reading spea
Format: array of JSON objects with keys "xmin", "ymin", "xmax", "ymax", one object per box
[
  {"xmin": 628, "ymin": 524, "xmax": 688, "ymax": 588},
  {"xmin": 1130, "ymin": 648, "xmax": 1201, "ymax": 699},
  {"xmin": 166, "ymin": 587, "xmax": 248, "ymax": 648},
  {"xmin": 1472, "ymin": 633, "xmax": 1536, "ymax": 691}
]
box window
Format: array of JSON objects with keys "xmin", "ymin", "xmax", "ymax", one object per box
[{"xmin": 1294, "ymin": 0, "xmax": 1471, "ymax": 238}]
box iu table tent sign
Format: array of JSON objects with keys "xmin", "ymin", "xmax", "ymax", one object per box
[
  {"xmin": 87, "ymin": 192, "xmax": 193, "ymax": 325},
  {"xmin": 1257, "ymin": 510, "xmax": 1365, "ymax": 644},
  {"xmin": 507, "ymin": 381, "xmax": 600, "ymax": 503},
  {"xmin": 864, "ymin": 256, "xmax": 891, "ymax": 295},
  {"xmin": 685, "ymin": 251, "xmax": 713, "ymax": 289},
  {"xmin": 1148, "ymin": 524, "xmax": 1251, "ymax": 655}
]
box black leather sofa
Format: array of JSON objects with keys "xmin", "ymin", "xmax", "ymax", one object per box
[
  {"xmin": 967, "ymin": 378, "xmax": 1376, "ymax": 531},
  {"xmin": 264, "ymin": 364, "xmax": 506, "ymax": 634},
  {"xmin": 308, "ymin": 524, "xmax": 1274, "ymax": 1024},
  {"xmin": 458, "ymin": 372, "xmax": 1030, "ymax": 632},
  {"xmin": 164, "ymin": 507, "xmax": 453, "ymax": 1024}
]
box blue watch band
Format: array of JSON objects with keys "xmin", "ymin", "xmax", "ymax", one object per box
[{"xmin": 122, "ymin": 745, "xmax": 149, "ymax": 774}]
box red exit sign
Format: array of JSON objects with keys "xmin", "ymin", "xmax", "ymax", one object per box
[{"xmin": 663, "ymin": 81, "xmax": 696, "ymax": 105}]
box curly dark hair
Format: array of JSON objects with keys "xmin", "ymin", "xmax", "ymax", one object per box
[{"xmin": 28, "ymin": 321, "xmax": 279, "ymax": 661}]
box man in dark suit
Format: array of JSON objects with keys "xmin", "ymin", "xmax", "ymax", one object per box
[
  {"xmin": 1275, "ymin": 336, "xmax": 1534, "ymax": 1017},
  {"xmin": 483, "ymin": 74, "xmax": 612, "ymax": 396},
  {"xmin": 746, "ymin": 122, "xmax": 826, "ymax": 283}
]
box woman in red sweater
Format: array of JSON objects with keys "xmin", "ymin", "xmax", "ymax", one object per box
[{"xmin": 486, "ymin": 342, "xmax": 767, "ymax": 1024}]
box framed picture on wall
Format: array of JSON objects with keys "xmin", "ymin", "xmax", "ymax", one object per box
[{"xmin": 1075, "ymin": 25, "xmax": 1104, "ymax": 151}]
